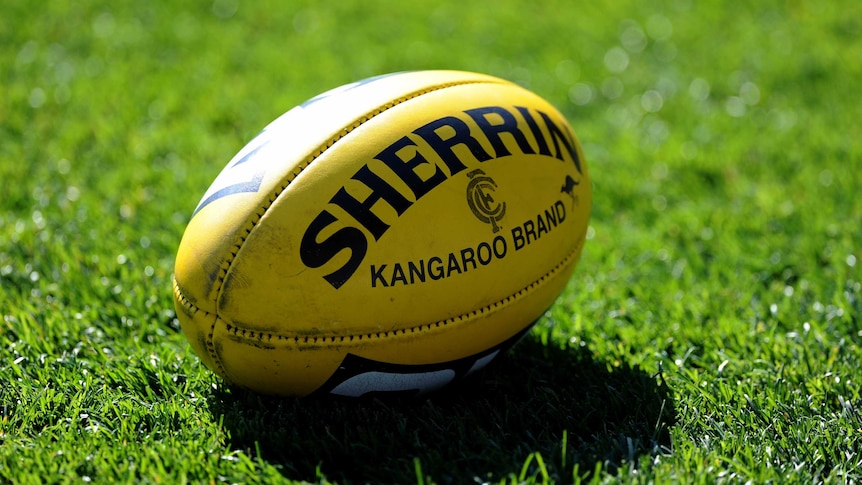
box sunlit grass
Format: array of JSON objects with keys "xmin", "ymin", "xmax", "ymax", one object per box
[{"xmin": 1, "ymin": 0, "xmax": 861, "ymax": 483}]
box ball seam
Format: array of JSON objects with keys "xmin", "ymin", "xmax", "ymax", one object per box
[{"xmin": 172, "ymin": 276, "xmax": 231, "ymax": 380}]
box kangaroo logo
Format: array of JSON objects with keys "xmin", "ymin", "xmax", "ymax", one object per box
[
  {"xmin": 466, "ymin": 169, "xmax": 506, "ymax": 233},
  {"xmin": 561, "ymin": 174, "xmax": 579, "ymax": 209}
]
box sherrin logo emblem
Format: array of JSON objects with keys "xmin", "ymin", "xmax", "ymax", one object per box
[
  {"xmin": 172, "ymin": 70, "xmax": 592, "ymax": 397},
  {"xmin": 466, "ymin": 169, "xmax": 506, "ymax": 233}
]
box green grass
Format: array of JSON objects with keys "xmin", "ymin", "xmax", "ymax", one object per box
[{"xmin": 2, "ymin": 0, "xmax": 861, "ymax": 483}]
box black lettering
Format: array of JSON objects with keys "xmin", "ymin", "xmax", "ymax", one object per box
[
  {"xmin": 375, "ymin": 136, "xmax": 447, "ymax": 200},
  {"xmin": 536, "ymin": 212, "xmax": 548, "ymax": 238},
  {"xmin": 428, "ymin": 256, "xmax": 444, "ymax": 280},
  {"xmin": 390, "ymin": 263, "xmax": 408, "ymax": 286},
  {"xmin": 460, "ymin": 247, "xmax": 477, "ymax": 271},
  {"xmin": 524, "ymin": 219, "xmax": 537, "ymax": 245},
  {"xmin": 447, "ymin": 252, "xmax": 462, "ymax": 276},
  {"xmin": 539, "ymin": 111, "xmax": 582, "ymax": 174},
  {"xmin": 300, "ymin": 211, "xmax": 368, "ymax": 289},
  {"xmin": 477, "ymin": 241, "xmax": 493, "ymax": 264},
  {"xmin": 512, "ymin": 227, "xmax": 525, "ymax": 251},
  {"xmin": 516, "ymin": 106, "xmax": 551, "ymax": 157},
  {"xmin": 331, "ymin": 165, "xmax": 412, "ymax": 240},
  {"xmin": 408, "ymin": 260, "xmax": 426, "ymax": 284},
  {"xmin": 370, "ymin": 264, "xmax": 388, "ymax": 288},
  {"xmin": 465, "ymin": 106, "xmax": 535, "ymax": 158},
  {"xmin": 493, "ymin": 235, "xmax": 507, "ymax": 258},
  {"xmin": 414, "ymin": 116, "xmax": 492, "ymax": 176},
  {"xmin": 545, "ymin": 207, "xmax": 558, "ymax": 228},
  {"xmin": 554, "ymin": 199, "xmax": 566, "ymax": 223}
]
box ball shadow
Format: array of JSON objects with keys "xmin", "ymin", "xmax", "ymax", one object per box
[{"xmin": 208, "ymin": 336, "xmax": 675, "ymax": 484}]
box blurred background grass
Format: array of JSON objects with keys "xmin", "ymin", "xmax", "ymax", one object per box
[{"xmin": 2, "ymin": 0, "xmax": 861, "ymax": 483}]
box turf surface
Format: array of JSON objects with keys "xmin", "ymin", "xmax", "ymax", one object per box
[{"xmin": 2, "ymin": 0, "xmax": 861, "ymax": 483}]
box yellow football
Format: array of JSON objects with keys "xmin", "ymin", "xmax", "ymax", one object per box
[{"xmin": 173, "ymin": 70, "xmax": 591, "ymax": 397}]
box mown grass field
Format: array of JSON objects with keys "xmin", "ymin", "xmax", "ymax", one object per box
[{"xmin": 2, "ymin": 0, "xmax": 861, "ymax": 483}]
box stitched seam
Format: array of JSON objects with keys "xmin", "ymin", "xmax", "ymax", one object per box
[
  {"xmin": 222, "ymin": 238, "xmax": 583, "ymax": 345},
  {"xmin": 173, "ymin": 277, "xmax": 230, "ymax": 380}
]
